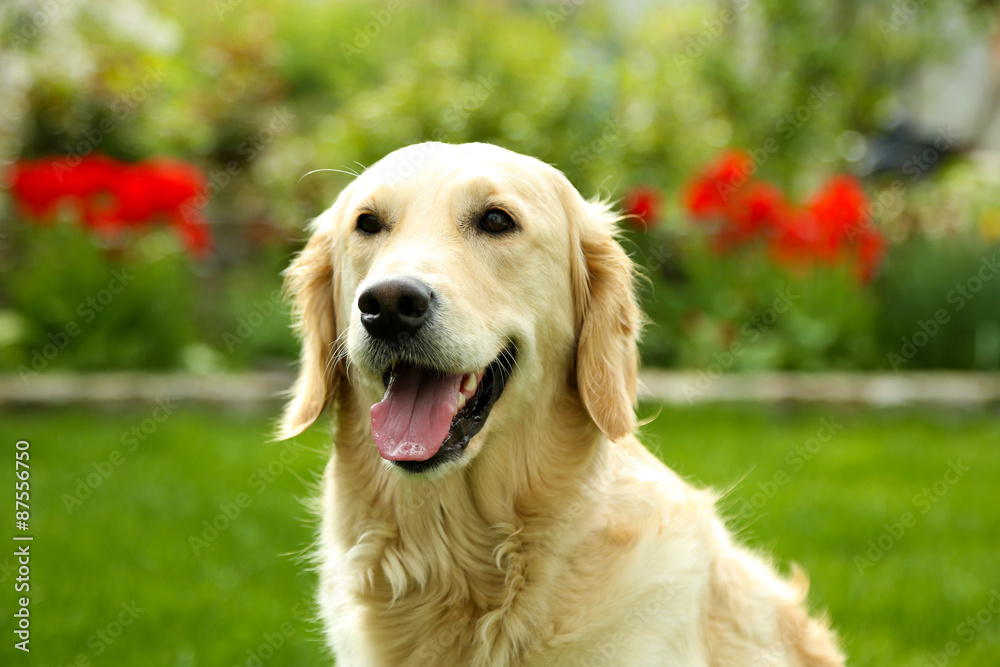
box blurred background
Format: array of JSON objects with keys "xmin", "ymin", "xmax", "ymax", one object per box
[{"xmin": 1, "ymin": 0, "xmax": 999, "ymax": 665}]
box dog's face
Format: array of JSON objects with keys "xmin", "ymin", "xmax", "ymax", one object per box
[{"xmin": 279, "ymin": 143, "xmax": 640, "ymax": 475}]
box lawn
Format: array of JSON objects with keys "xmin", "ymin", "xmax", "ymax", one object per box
[{"xmin": 1, "ymin": 403, "xmax": 998, "ymax": 666}]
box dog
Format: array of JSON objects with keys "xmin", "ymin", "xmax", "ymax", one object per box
[{"xmin": 278, "ymin": 142, "xmax": 846, "ymax": 666}]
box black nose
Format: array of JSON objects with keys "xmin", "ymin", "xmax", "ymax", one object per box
[{"xmin": 358, "ymin": 277, "xmax": 434, "ymax": 343}]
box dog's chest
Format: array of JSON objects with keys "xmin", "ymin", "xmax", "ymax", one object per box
[
  {"xmin": 330, "ymin": 577, "xmax": 494, "ymax": 666},
  {"xmin": 325, "ymin": 531, "xmax": 516, "ymax": 665}
]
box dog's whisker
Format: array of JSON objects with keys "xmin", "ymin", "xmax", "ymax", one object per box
[{"xmin": 297, "ymin": 166, "xmax": 361, "ymax": 183}]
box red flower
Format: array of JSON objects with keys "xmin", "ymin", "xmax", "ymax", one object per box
[
  {"xmin": 131, "ymin": 159, "xmax": 206, "ymax": 215},
  {"xmin": 854, "ymin": 227, "xmax": 885, "ymax": 283},
  {"xmin": 724, "ymin": 181, "xmax": 789, "ymax": 244},
  {"xmin": 8, "ymin": 160, "xmax": 53, "ymax": 219},
  {"xmin": 682, "ymin": 152, "xmax": 887, "ymax": 282},
  {"xmin": 683, "ymin": 152, "xmax": 788, "ymax": 251},
  {"xmin": 808, "ymin": 175, "xmax": 885, "ymax": 280},
  {"xmin": 769, "ymin": 175, "xmax": 885, "ymax": 282},
  {"xmin": 8, "ymin": 155, "xmax": 122, "ymax": 227},
  {"xmin": 806, "ymin": 175, "xmax": 867, "ymax": 254},
  {"xmin": 7, "ymin": 153, "xmax": 212, "ymax": 258},
  {"xmin": 683, "ymin": 150, "xmax": 754, "ymax": 219},
  {"xmin": 769, "ymin": 209, "xmax": 829, "ymax": 267},
  {"xmin": 623, "ymin": 186, "xmax": 663, "ymax": 230}
]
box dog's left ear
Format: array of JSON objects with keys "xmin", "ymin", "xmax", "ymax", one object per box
[
  {"xmin": 562, "ymin": 178, "xmax": 641, "ymax": 442},
  {"xmin": 277, "ymin": 222, "xmax": 340, "ymax": 440}
]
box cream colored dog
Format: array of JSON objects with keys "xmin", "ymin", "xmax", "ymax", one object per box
[{"xmin": 279, "ymin": 142, "xmax": 845, "ymax": 666}]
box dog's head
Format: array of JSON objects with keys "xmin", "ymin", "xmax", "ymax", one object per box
[{"xmin": 279, "ymin": 142, "xmax": 640, "ymax": 474}]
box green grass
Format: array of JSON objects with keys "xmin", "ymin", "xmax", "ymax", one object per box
[{"xmin": 1, "ymin": 403, "xmax": 998, "ymax": 666}]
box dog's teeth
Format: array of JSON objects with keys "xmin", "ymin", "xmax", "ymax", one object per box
[
  {"xmin": 463, "ymin": 373, "xmax": 478, "ymax": 396},
  {"xmin": 457, "ymin": 393, "xmax": 466, "ymax": 411}
]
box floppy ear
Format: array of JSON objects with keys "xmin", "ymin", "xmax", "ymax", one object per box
[
  {"xmin": 277, "ymin": 223, "xmax": 340, "ymax": 440},
  {"xmin": 564, "ymin": 181, "xmax": 641, "ymax": 442}
]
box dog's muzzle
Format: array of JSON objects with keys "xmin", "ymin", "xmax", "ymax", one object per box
[{"xmin": 369, "ymin": 343, "xmax": 517, "ymax": 473}]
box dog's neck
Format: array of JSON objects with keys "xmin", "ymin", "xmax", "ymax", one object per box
[{"xmin": 325, "ymin": 371, "xmax": 610, "ymax": 601}]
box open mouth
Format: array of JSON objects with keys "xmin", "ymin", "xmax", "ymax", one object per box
[{"xmin": 369, "ymin": 343, "xmax": 516, "ymax": 473}]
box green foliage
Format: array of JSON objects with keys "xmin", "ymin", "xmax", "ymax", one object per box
[
  {"xmin": 212, "ymin": 257, "xmax": 298, "ymax": 369},
  {"xmin": 2, "ymin": 0, "xmax": 997, "ymax": 372},
  {"xmin": 628, "ymin": 227, "xmax": 879, "ymax": 370},
  {"xmin": 0, "ymin": 221, "xmax": 300, "ymax": 373},
  {"xmin": 13, "ymin": 0, "xmax": 981, "ymax": 215},
  {"xmin": 0, "ymin": 223, "xmax": 198, "ymax": 372},
  {"xmin": 875, "ymin": 238, "xmax": 1000, "ymax": 370}
]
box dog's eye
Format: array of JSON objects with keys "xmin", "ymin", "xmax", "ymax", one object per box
[
  {"xmin": 478, "ymin": 208, "xmax": 515, "ymax": 234},
  {"xmin": 356, "ymin": 213, "xmax": 383, "ymax": 235}
]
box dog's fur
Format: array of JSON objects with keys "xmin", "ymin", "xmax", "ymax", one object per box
[{"xmin": 279, "ymin": 142, "xmax": 846, "ymax": 666}]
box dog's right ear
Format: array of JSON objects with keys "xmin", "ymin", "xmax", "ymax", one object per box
[
  {"xmin": 277, "ymin": 221, "xmax": 340, "ymax": 440},
  {"xmin": 561, "ymin": 177, "xmax": 642, "ymax": 443}
]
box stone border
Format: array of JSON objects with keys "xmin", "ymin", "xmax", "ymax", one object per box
[
  {"xmin": 0, "ymin": 372, "xmax": 292, "ymax": 408},
  {"xmin": 639, "ymin": 370, "xmax": 1000, "ymax": 406},
  {"xmin": 1, "ymin": 371, "xmax": 998, "ymax": 408}
]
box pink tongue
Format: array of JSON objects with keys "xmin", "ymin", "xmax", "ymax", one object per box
[{"xmin": 370, "ymin": 365, "xmax": 463, "ymax": 461}]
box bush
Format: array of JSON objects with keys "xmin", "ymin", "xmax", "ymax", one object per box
[
  {"xmin": 0, "ymin": 221, "xmax": 298, "ymax": 374},
  {"xmin": 630, "ymin": 230, "xmax": 879, "ymax": 371},
  {"xmin": 0, "ymin": 223, "xmax": 198, "ymax": 374},
  {"xmin": 875, "ymin": 239, "xmax": 1000, "ymax": 371}
]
